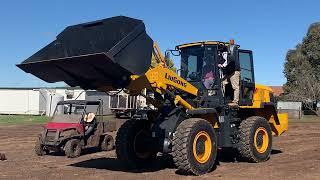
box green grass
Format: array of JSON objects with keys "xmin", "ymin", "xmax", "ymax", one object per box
[
  {"xmin": 289, "ymin": 115, "xmax": 320, "ymax": 123},
  {"xmin": 0, "ymin": 114, "xmax": 318, "ymax": 125},
  {"xmin": 0, "ymin": 115, "xmax": 49, "ymax": 125}
]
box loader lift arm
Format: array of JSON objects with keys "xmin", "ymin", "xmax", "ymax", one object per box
[{"xmin": 128, "ymin": 62, "xmax": 198, "ymax": 110}]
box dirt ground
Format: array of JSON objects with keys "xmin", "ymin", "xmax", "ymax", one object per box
[{"xmin": 0, "ymin": 120, "xmax": 320, "ymax": 180}]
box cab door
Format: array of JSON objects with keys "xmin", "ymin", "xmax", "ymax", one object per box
[{"xmin": 238, "ymin": 50, "xmax": 255, "ymax": 106}]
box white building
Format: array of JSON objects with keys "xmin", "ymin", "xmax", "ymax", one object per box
[
  {"xmin": 0, "ymin": 88, "xmax": 41, "ymax": 115},
  {"xmin": 0, "ymin": 87, "xmax": 146, "ymax": 116},
  {"xmin": 0, "ymin": 87, "xmax": 85, "ymax": 115}
]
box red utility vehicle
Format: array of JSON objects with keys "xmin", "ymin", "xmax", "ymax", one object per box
[{"xmin": 35, "ymin": 100, "xmax": 116, "ymax": 158}]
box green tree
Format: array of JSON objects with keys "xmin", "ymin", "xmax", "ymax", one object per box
[
  {"xmin": 283, "ymin": 23, "xmax": 320, "ymax": 114},
  {"xmin": 151, "ymin": 53, "xmax": 177, "ymax": 72},
  {"xmin": 301, "ymin": 23, "xmax": 320, "ymax": 79}
]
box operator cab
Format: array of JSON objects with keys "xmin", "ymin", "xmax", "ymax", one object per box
[{"xmin": 177, "ymin": 41, "xmax": 255, "ymax": 106}]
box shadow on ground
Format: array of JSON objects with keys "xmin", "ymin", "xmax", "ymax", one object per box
[
  {"xmin": 49, "ymin": 147, "xmax": 103, "ymax": 157},
  {"xmin": 217, "ymin": 148, "xmax": 283, "ymax": 163},
  {"xmin": 69, "ymin": 149, "xmax": 283, "ymax": 174},
  {"xmin": 69, "ymin": 154, "xmax": 175, "ymax": 173},
  {"xmin": 271, "ymin": 149, "xmax": 283, "ymax": 155}
]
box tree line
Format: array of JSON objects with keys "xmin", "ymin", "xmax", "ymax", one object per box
[{"xmin": 283, "ymin": 23, "xmax": 320, "ymax": 114}]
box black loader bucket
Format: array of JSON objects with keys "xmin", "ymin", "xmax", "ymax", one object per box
[{"xmin": 17, "ymin": 16, "xmax": 153, "ymax": 89}]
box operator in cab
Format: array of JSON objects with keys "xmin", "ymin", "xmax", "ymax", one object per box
[
  {"xmin": 202, "ymin": 58, "xmax": 215, "ymax": 89},
  {"xmin": 84, "ymin": 112, "xmax": 97, "ymax": 136},
  {"xmin": 218, "ymin": 40, "xmax": 240, "ymax": 107}
]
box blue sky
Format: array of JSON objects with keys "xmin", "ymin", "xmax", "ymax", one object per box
[{"xmin": 0, "ymin": 0, "xmax": 319, "ymax": 87}]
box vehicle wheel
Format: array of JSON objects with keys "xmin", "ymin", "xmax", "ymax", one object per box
[
  {"xmin": 35, "ymin": 136, "xmax": 47, "ymax": 156},
  {"xmin": 172, "ymin": 118, "xmax": 217, "ymax": 175},
  {"xmin": 115, "ymin": 114, "xmax": 121, "ymax": 118},
  {"xmin": 64, "ymin": 139, "xmax": 82, "ymax": 158},
  {"xmin": 101, "ymin": 134, "xmax": 114, "ymax": 151},
  {"xmin": 116, "ymin": 119, "xmax": 156, "ymax": 168},
  {"xmin": 237, "ymin": 116, "xmax": 272, "ymax": 162}
]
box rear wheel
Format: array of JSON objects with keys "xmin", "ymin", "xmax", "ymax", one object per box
[
  {"xmin": 237, "ymin": 116, "xmax": 272, "ymax": 162},
  {"xmin": 116, "ymin": 119, "xmax": 156, "ymax": 168},
  {"xmin": 101, "ymin": 134, "xmax": 114, "ymax": 151},
  {"xmin": 172, "ymin": 118, "xmax": 217, "ymax": 175},
  {"xmin": 65, "ymin": 139, "xmax": 82, "ymax": 158}
]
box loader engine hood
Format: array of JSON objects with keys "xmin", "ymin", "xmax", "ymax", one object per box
[{"xmin": 17, "ymin": 16, "xmax": 153, "ymax": 89}]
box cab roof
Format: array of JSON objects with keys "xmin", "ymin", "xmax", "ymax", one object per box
[{"xmin": 176, "ymin": 41, "xmax": 239, "ymax": 49}]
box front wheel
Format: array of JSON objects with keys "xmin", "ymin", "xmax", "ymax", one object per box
[
  {"xmin": 64, "ymin": 139, "xmax": 82, "ymax": 158},
  {"xmin": 115, "ymin": 119, "xmax": 156, "ymax": 168},
  {"xmin": 35, "ymin": 136, "xmax": 48, "ymax": 156},
  {"xmin": 101, "ymin": 134, "xmax": 114, "ymax": 151},
  {"xmin": 236, "ymin": 116, "xmax": 272, "ymax": 162},
  {"xmin": 172, "ymin": 118, "xmax": 217, "ymax": 175}
]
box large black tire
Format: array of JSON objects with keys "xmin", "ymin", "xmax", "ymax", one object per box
[
  {"xmin": 64, "ymin": 139, "xmax": 82, "ymax": 158},
  {"xmin": 172, "ymin": 118, "xmax": 217, "ymax": 175},
  {"xmin": 237, "ymin": 116, "xmax": 272, "ymax": 162},
  {"xmin": 115, "ymin": 119, "xmax": 156, "ymax": 168},
  {"xmin": 101, "ymin": 134, "xmax": 114, "ymax": 151},
  {"xmin": 35, "ymin": 136, "xmax": 47, "ymax": 156}
]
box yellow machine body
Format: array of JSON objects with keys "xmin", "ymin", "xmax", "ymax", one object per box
[
  {"xmin": 126, "ymin": 42, "xmax": 288, "ymax": 137},
  {"xmin": 241, "ymin": 84, "xmax": 288, "ymax": 135}
]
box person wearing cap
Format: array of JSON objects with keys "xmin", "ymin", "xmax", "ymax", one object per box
[
  {"xmin": 84, "ymin": 112, "xmax": 97, "ymax": 136},
  {"xmin": 218, "ymin": 42, "xmax": 240, "ymax": 107},
  {"xmin": 202, "ymin": 58, "xmax": 215, "ymax": 89}
]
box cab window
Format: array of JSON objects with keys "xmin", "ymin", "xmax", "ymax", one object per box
[
  {"xmin": 180, "ymin": 47, "xmax": 204, "ymax": 81},
  {"xmin": 239, "ymin": 50, "xmax": 255, "ymax": 106},
  {"xmin": 239, "ymin": 51, "xmax": 254, "ymax": 83}
]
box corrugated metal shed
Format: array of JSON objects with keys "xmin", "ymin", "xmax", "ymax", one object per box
[
  {"xmin": 0, "ymin": 89, "xmax": 40, "ymax": 115},
  {"xmin": 277, "ymin": 101, "xmax": 302, "ymax": 119}
]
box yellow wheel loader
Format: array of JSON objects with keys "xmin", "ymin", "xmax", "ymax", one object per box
[{"xmin": 17, "ymin": 16, "xmax": 288, "ymax": 175}]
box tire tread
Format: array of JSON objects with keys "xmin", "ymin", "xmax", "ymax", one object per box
[
  {"xmin": 172, "ymin": 118, "xmax": 215, "ymax": 175},
  {"xmin": 237, "ymin": 116, "xmax": 272, "ymax": 162}
]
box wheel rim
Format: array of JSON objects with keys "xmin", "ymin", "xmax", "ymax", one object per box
[
  {"xmin": 254, "ymin": 127, "xmax": 269, "ymax": 153},
  {"xmin": 72, "ymin": 143, "xmax": 78, "ymax": 152},
  {"xmin": 106, "ymin": 138, "xmax": 111, "ymax": 146},
  {"xmin": 193, "ymin": 131, "xmax": 212, "ymax": 164}
]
